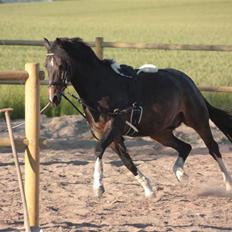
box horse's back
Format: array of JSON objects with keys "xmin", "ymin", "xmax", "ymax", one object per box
[
  {"xmin": 140, "ymin": 68, "xmax": 206, "ymax": 107},
  {"xmin": 137, "ymin": 68, "xmax": 209, "ymax": 132},
  {"xmin": 164, "ymin": 68, "xmax": 207, "ymax": 107},
  {"xmin": 159, "ymin": 68, "xmax": 210, "ymax": 126}
]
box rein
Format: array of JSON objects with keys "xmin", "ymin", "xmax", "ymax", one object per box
[
  {"xmin": 62, "ymin": 91, "xmax": 140, "ymax": 136},
  {"xmin": 61, "ymin": 92, "xmax": 100, "ymax": 140},
  {"xmin": 46, "ymin": 52, "xmax": 141, "ymax": 137},
  {"xmin": 0, "ymin": 102, "xmax": 51, "ymax": 133},
  {"xmin": 61, "ymin": 93, "xmax": 86, "ymax": 119}
]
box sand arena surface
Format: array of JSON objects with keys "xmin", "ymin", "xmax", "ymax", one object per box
[{"xmin": 0, "ymin": 115, "xmax": 232, "ymax": 232}]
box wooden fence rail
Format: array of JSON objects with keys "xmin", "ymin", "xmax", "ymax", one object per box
[
  {"xmin": 0, "ymin": 37, "xmax": 232, "ymax": 93},
  {"xmin": 1, "ymin": 37, "xmax": 232, "ymax": 56},
  {"xmin": 0, "ymin": 79, "xmax": 232, "ymax": 93},
  {"xmin": 103, "ymin": 42, "xmax": 232, "ymax": 52},
  {"xmin": 0, "ymin": 40, "xmax": 43, "ymax": 46}
]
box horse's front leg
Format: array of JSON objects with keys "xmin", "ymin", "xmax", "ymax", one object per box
[
  {"xmin": 93, "ymin": 156, "xmax": 104, "ymax": 197},
  {"xmin": 111, "ymin": 138, "xmax": 154, "ymax": 198},
  {"xmin": 93, "ymin": 118, "xmax": 124, "ymax": 197}
]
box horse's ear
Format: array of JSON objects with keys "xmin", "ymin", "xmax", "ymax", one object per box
[
  {"xmin": 70, "ymin": 37, "xmax": 83, "ymax": 43},
  {"xmin": 43, "ymin": 38, "xmax": 50, "ymax": 50},
  {"xmin": 55, "ymin": 38, "xmax": 66, "ymax": 48}
]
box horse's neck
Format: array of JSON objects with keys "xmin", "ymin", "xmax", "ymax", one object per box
[{"xmin": 71, "ymin": 63, "xmax": 108, "ymax": 105}]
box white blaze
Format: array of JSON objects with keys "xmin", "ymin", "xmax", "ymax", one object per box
[{"xmin": 50, "ymin": 57, "xmax": 54, "ymax": 67}]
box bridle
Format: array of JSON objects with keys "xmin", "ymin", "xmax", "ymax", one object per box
[{"xmin": 46, "ymin": 52, "xmax": 69, "ymax": 91}]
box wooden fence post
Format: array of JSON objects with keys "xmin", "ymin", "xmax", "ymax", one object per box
[
  {"xmin": 24, "ymin": 63, "xmax": 40, "ymax": 229},
  {"xmin": 95, "ymin": 37, "xmax": 104, "ymax": 59}
]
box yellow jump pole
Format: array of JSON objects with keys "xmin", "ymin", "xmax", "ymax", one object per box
[
  {"xmin": 1, "ymin": 108, "xmax": 31, "ymax": 232},
  {"xmin": 24, "ymin": 63, "xmax": 40, "ymax": 230}
]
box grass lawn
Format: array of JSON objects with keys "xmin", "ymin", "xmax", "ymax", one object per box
[{"xmin": 0, "ymin": 0, "xmax": 232, "ymax": 118}]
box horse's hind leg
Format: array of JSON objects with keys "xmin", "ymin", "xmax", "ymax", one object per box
[
  {"xmin": 111, "ymin": 138, "xmax": 154, "ymax": 198},
  {"xmin": 151, "ymin": 132, "xmax": 192, "ymax": 182},
  {"xmin": 194, "ymin": 125, "xmax": 232, "ymax": 192}
]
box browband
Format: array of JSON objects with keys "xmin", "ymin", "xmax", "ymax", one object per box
[{"xmin": 46, "ymin": 53, "xmax": 55, "ymax": 56}]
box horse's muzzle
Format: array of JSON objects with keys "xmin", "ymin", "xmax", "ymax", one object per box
[{"xmin": 48, "ymin": 86, "xmax": 62, "ymax": 106}]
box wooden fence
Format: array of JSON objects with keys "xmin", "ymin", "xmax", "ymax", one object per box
[
  {"xmin": 0, "ymin": 64, "xmax": 43, "ymax": 230},
  {"xmin": 1, "ymin": 37, "xmax": 232, "ymax": 54},
  {"xmin": 0, "ymin": 37, "xmax": 232, "ymax": 92}
]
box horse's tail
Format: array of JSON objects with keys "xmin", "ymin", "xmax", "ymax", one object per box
[{"xmin": 205, "ymin": 99, "xmax": 232, "ymax": 143}]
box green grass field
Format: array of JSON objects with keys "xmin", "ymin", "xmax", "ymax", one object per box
[{"xmin": 0, "ymin": 0, "xmax": 232, "ymax": 118}]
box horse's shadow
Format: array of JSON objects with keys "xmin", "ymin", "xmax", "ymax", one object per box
[{"xmin": 168, "ymin": 224, "xmax": 232, "ymax": 231}]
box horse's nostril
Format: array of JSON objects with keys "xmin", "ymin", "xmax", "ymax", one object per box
[
  {"xmin": 48, "ymin": 87, "xmax": 61, "ymax": 105},
  {"xmin": 53, "ymin": 95, "xmax": 58, "ymax": 102},
  {"xmin": 51, "ymin": 95, "xmax": 61, "ymax": 105}
]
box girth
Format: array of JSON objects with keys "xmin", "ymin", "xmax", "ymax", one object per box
[
  {"xmin": 125, "ymin": 68, "xmax": 143, "ymax": 136},
  {"xmin": 124, "ymin": 103, "xmax": 143, "ymax": 136}
]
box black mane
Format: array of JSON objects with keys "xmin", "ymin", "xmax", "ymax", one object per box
[{"xmin": 51, "ymin": 37, "xmax": 101, "ymax": 65}]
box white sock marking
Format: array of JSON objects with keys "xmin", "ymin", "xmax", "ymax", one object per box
[
  {"xmin": 135, "ymin": 170, "xmax": 153, "ymax": 197},
  {"xmin": 217, "ymin": 158, "xmax": 232, "ymax": 192},
  {"xmin": 176, "ymin": 168, "xmax": 184, "ymax": 181},
  {"xmin": 93, "ymin": 158, "xmax": 103, "ymax": 190},
  {"xmin": 173, "ymin": 157, "xmax": 185, "ymax": 181}
]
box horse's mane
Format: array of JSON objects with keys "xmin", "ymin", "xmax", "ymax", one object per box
[{"xmin": 52, "ymin": 37, "xmax": 101, "ymax": 65}]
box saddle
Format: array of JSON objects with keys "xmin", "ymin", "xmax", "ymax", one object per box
[
  {"xmin": 103, "ymin": 59, "xmax": 158, "ymax": 78},
  {"xmin": 103, "ymin": 59, "xmax": 159, "ymax": 136}
]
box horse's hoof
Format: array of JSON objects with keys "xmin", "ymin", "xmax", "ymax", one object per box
[
  {"xmin": 174, "ymin": 167, "xmax": 188, "ymax": 183},
  {"xmin": 94, "ymin": 185, "xmax": 105, "ymax": 197},
  {"xmin": 223, "ymin": 174, "xmax": 232, "ymax": 192},
  {"xmin": 145, "ymin": 190, "xmax": 154, "ymax": 198},
  {"xmin": 225, "ymin": 180, "xmax": 232, "ymax": 192}
]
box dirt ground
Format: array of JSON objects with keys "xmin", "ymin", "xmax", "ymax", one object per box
[{"xmin": 0, "ymin": 115, "xmax": 232, "ymax": 232}]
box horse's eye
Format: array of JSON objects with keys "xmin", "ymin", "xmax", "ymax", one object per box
[{"xmin": 59, "ymin": 63, "xmax": 66, "ymax": 70}]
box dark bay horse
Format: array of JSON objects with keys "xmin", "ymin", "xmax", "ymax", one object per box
[{"xmin": 44, "ymin": 37, "xmax": 232, "ymax": 197}]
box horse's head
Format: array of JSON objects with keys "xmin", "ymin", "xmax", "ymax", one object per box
[
  {"xmin": 44, "ymin": 38, "xmax": 72, "ymax": 105},
  {"xmin": 44, "ymin": 37, "xmax": 101, "ymax": 105}
]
